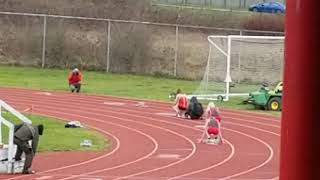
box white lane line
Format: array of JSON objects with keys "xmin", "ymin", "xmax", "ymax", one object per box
[
  {"xmin": 3, "ymin": 117, "xmax": 121, "ymax": 180},
  {"xmin": 5, "ymin": 97, "xmax": 233, "ymax": 180},
  {"xmin": 175, "ymin": 120, "xmax": 280, "ymax": 180},
  {"xmin": 159, "ymin": 148, "xmax": 193, "ymax": 151},
  {"xmin": 4, "ymin": 98, "xmax": 200, "ymax": 180},
  {"xmin": 2, "ymin": 89, "xmax": 280, "ymax": 121},
  {"xmin": 2, "ymin": 91, "xmax": 280, "ymax": 124},
  {"xmin": 194, "ymin": 125, "xmax": 205, "ymax": 128},
  {"xmin": 168, "ymin": 123, "xmax": 277, "ymax": 180},
  {"xmin": 217, "ymin": 128, "xmax": 274, "ymax": 180},
  {"xmin": 156, "ymin": 154, "xmax": 181, "ymax": 159},
  {"xmin": 60, "ymin": 94, "xmax": 280, "ymax": 180},
  {"xmin": 35, "ymin": 92, "xmax": 52, "ymax": 96},
  {"xmin": 32, "ymin": 111, "xmax": 159, "ymax": 180},
  {"xmin": 41, "ymin": 108, "xmax": 195, "ymax": 180},
  {"xmin": 103, "ymin": 102, "xmax": 125, "ymax": 106},
  {"xmin": 3, "ymin": 95, "xmax": 276, "ymax": 179},
  {"xmin": 36, "ymin": 176, "xmax": 53, "ymax": 180},
  {"xmin": 226, "ymin": 116, "xmax": 280, "ymax": 128},
  {"xmin": 4, "ymin": 99, "xmax": 196, "ymax": 180},
  {"xmin": 155, "ymin": 112, "xmax": 176, "ymax": 116}
]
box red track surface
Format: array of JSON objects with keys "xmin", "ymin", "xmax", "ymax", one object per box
[{"xmin": 0, "ymin": 88, "xmax": 280, "ymax": 180}]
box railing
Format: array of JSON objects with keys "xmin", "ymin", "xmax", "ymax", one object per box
[{"xmin": 0, "ymin": 100, "xmax": 32, "ymax": 173}]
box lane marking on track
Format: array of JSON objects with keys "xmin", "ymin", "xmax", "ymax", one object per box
[
  {"xmin": 1, "ymin": 93, "xmax": 278, "ymax": 180},
  {"xmin": 194, "ymin": 125, "xmax": 205, "ymax": 128},
  {"xmin": 36, "ymin": 176, "xmax": 53, "ymax": 180},
  {"xmin": 4, "ymin": 97, "xmax": 231, "ymax": 180},
  {"xmin": 35, "ymin": 92, "xmax": 52, "ymax": 96},
  {"xmin": 134, "ymin": 101, "xmax": 148, "ymax": 107},
  {"xmin": 159, "ymin": 148, "xmax": 193, "ymax": 151},
  {"xmin": 156, "ymin": 154, "xmax": 181, "ymax": 159},
  {"xmin": 155, "ymin": 112, "xmax": 176, "ymax": 116},
  {"xmin": 103, "ymin": 102, "xmax": 125, "ymax": 106}
]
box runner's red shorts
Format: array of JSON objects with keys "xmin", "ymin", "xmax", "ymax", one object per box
[{"xmin": 207, "ymin": 127, "xmax": 219, "ymax": 135}]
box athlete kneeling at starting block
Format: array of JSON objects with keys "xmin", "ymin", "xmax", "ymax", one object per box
[{"xmin": 198, "ymin": 102, "xmax": 224, "ymax": 145}]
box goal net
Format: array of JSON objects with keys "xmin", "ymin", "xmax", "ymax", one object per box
[{"xmin": 192, "ymin": 35, "xmax": 285, "ymax": 101}]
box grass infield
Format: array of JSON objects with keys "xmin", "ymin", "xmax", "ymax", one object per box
[
  {"xmin": 0, "ymin": 65, "xmax": 280, "ymax": 116},
  {"xmin": 1, "ymin": 111, "xmax": 108, "ymax": 152}
]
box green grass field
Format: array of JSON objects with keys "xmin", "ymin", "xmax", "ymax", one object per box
[
  {"xmin": 1, "ymin": 111, "xmax": 108, "ymax": 152},
  {"xmin": 0, "ymin": 65, "xmax": 280, "ymax": 116}
]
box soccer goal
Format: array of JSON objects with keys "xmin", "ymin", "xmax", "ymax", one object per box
[{"xmin": 191, "ymin": 35, "xmax": 285, "ymax": 101}]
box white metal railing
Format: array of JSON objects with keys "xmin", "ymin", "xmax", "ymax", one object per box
[{"xmin": 0, "ymin": 100, "xmax": 32, "ymax": 173}]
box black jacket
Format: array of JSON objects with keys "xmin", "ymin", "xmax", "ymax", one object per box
[
  {"xmin": 14, "ymin": 123, "xmax": 40, "ymax": 153},
  {"xmin": 186, "ymin": 97, "xmax": 204, "ymax": 119}
]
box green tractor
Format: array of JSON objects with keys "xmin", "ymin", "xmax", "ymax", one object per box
[{"xmin": 243, "ymin": 82, "xmax": 283, "ymax": 111}]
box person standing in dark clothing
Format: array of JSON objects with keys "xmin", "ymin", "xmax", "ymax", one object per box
[
  {"xmin": 14, "ymin": 123, "xmax": 44, "ymax": 174},
  {"xmin": 185, "ymin": 96, "xmax": 204, "ymax": 119}
]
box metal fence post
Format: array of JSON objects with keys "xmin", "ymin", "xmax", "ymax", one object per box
[
  {"xmin": 237, "ymin": 30, "xmax": 243, "ymax": 83},
  {"xmin": 106, "ymin": 20, "xmax": 111, "ymax": 72},
  {"xmin": 0, "ymin": 104, "xmax": 2, "ymax": 144},
  {"xmin": 174, "ymin": 25, "xmax": 179, "ymax": 77},
  {"xmin": 41, "ymin": 15, "xmax": 47, "ymax": 68}
]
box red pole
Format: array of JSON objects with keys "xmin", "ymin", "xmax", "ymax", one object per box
[{"xmin": 281, "ymin": 0, "xmax": 320, "ymax": 179}]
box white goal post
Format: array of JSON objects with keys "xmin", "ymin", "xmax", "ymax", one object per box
[{"xmin": 191, "ymin": 35, "xmax": 285, "ymax": 101}]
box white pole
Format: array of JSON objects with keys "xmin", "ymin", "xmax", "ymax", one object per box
[
  {"xmin": 205, "ymin": 43, "xmax": 212, "ymax": 93},
  {"xmin": 238, "ymin": 31, "xmax": 242, "ymax": 83},
  {"xmin": 41, "ymin": 15, "xmax": 47, "ymax": 68},
  {"xmin": 174, "ymin": 25, "xmax": 179, "ymax": 77},
  {"xmin": 106, "ymin": 20, "xmax": 111, "ymax": 72},
  {"xmin": 0, "ymin": 104, "xmax": 2, "ymax": 144},
  {"xmin": 7, "ymin": 127, "xmax": 14, "ymax": 173},
  {"xmin": 225, "ymin": 36, "xmax": 232, "ymax": 101}
]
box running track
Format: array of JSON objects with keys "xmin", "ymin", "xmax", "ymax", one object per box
[{"xmin": 0, "ymin": 87, "xmax": 280, "ymax": 180}]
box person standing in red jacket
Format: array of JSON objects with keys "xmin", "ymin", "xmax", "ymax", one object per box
[{"xmin": 68, "ymin": 68, "xmax": 82, "ymax": 93}]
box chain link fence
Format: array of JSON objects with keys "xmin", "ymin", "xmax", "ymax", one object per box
[
  {"xmin": 153, "ymin": 0, "xmax": 285, "ymax": 9},
  {"xmin": 0, "ymin": 12, "xmax": 284, "ymax": 80}
]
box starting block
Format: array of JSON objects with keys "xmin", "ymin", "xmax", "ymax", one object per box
[{"xmin": 205, "ymin": 137, "xmax": 222, "ymax": 145}]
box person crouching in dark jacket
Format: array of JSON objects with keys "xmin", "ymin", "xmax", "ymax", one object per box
[
  {"xmin": 14, "ymin": 123, "xmax": 44, "ymax": 174},
  {"xmin": 185, "ymin": 96, "xmax": 204, "ymax": 119}
]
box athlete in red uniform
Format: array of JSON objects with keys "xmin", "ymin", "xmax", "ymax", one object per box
[
  {"xmin": 198, "ymin": 102, "xmax": 223, "ymax": 144},
  {"xmin": 172, "ymin": 89, "xmax": 188, "ymax": 118}
]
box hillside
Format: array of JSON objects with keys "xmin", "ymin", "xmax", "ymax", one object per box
[
  {"xmin": 0, "ymin": 0, "xmax": 284, "ymax": 80},
  {"xmin": 0, "ymin": 0, "xmax": 284, "ymax": 31}
]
